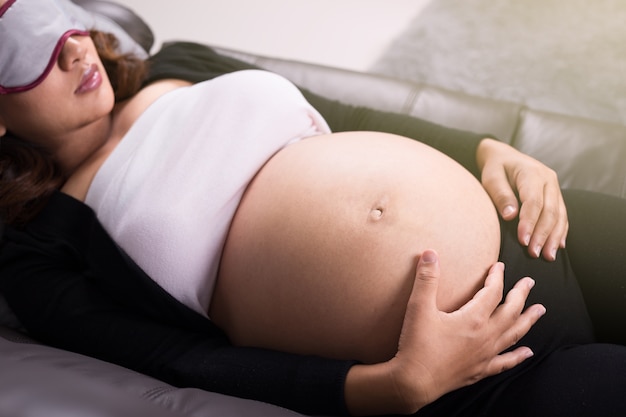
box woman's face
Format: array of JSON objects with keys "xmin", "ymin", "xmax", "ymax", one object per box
[{"xmin": 0, "ymin": 34, "xmax": 115, "ymax": 146}]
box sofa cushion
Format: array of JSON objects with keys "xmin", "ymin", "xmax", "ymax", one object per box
[
  {"xmin": 0, "ymin": 326, "xmax": 305, "ymax": 417},
  {"xmin": 515, "ymin": 110, "xmax": 626, "ymax": 197}
]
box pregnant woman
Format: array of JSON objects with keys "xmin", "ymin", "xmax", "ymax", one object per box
[{"xmin": 5, "ymin": 1, "xmax": 626, "ymax": 416}]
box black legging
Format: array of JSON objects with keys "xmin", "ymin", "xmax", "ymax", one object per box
[
  {"xmin": 563, "ymin": 188, "xmax": 626, "ymax": 345},
  {"xmin": 414, "ymin": 188, "xmax": 626, "ymax": 417}
]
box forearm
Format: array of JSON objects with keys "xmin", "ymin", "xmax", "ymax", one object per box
[
  {"xmin": 0, "ymin": 230, "xmax": 355, "ymax": 416},
  {"xmin": 169, "ymin": 343, "xmax": 355, "ymax": 415}
]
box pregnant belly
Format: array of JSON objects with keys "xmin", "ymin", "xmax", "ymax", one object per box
[{"xmin": 210, "ymin": 131, "xmax": 500, "ymax": 363}]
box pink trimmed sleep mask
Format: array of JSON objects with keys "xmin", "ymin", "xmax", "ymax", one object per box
[{"xmin": 0, "ymin": 0, "xmax": 89, "ymax": 94}]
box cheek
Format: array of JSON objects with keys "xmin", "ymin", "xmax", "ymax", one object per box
[{"xmin": 97, "ymin": 82, "xmax": 116, "ymax": 113}]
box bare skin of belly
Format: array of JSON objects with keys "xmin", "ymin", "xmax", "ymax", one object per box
[{"xmin": 210, "ymin": 131, "xmax": 501, "ymax": 364}]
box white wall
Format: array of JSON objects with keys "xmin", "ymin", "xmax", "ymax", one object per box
[{"xmin": 118, "ymin": 0, "xmax": 431, "ymax": 71}]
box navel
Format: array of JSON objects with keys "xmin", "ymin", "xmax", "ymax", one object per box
[
  {"xmin": 368, "ymin": 196, "xmax": 389, "ymax": 222},
  {"xmin": 367, "ymin": 198, "xmax": 388, "ymax": 222},
  {"xmin": 370, "ymin": 208, "xmax": 384, "ymax": 220}
]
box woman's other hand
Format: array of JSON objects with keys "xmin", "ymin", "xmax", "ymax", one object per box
[
  {"xmin": 476, "ymin": 138, "xmax": 568, "ymax": 261},
  {"xmin": 344, "ymin": 250, "xmax": 545, "ymax": 416}
]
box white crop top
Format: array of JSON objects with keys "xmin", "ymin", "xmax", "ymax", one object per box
[{"xmin": 85, "ymin": 70, "xmax": 331, "ymax": 315}]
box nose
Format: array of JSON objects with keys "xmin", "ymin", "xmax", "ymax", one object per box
[{"xmin": 57, "ymin": 36, "xmax": 87, "ymax": 71}]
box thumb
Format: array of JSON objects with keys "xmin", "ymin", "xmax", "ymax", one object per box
[{"xmin": 409, "ymin": 249, "xmax": 441, "ymax": 312}]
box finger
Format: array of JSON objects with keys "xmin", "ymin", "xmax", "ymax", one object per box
[
  {"xmin": 492, "ymin": 277, "xmax": 535, "ymax": 328},
  {"xmin": 520, "ymin": 187, "xmax": 563, "ymax": 257},
  {"xmin": 498, "ymin": 302, "xmax": 546, "ymax": 349},
  {"xmin": 516, "ymin": 167, "xmax": 561, "ymax": 253},
  {"xmin": 516, "ymin": 180, "xmax": 544, "ymax": 248},
  {"xmin": 539, "ymin": 198, "xmax": 569, "ymax": 261},
  {"xmin": 540, "ymin": 215, "xmax": 569, "ymax": 261},
  {"xmin": 520, "ymin": 179, "xmax": 569, "ymax": 261},
  {"xmin": 491, "ymin": 276, "xmax": 546, "ymax": 351},
  {"xmin": 483, "ymin": 346, "xmax": 535, "ymax": 378},
  {"xmin": 499, "ymin": 276, "xmax": 536, "ymax": 313},
  {"xmin": 481, "ymin": 163, "xmax": 519, "ymax": 221},
  {"xmin": 482, "ymin": 299, "xmax": 546, "ymax": 378},
  {"xmin": 460, "ymin": 262, "xmax": 506, "ymax": 317},
  {"xmin": 407, "ymin": 250, "xmax": 441, "ymax": 314}
]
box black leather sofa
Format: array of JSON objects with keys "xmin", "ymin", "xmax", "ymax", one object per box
[{"xmin": 2, "ymin": 1, "xmax": 625, "ymax": 416}]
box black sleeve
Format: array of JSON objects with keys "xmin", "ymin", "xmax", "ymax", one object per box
[
  {"xmin": 0, "ymin": 199, "xmax": 355, "ymax": 416},
  {"xmin": 146, "ymin": 42, "xmax": 486, "ymax": 177}
]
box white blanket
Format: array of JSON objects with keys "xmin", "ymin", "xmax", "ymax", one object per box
[{"xmin": 86, "ymin": 70, "xmax": 330, "ymax": 315}]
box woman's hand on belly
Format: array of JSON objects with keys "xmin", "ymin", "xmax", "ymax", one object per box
[
  {"xmin": 345, "ymin": 250, "xmax": 547, "ymax": 416},
  {"xmin": 477, "ymin": 138, "xmax": 568, "ymax": 261}
]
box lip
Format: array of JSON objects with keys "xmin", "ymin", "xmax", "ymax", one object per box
[{"xmin": 75, "ymin": 64, "xmax": 103, "ymax": 94}]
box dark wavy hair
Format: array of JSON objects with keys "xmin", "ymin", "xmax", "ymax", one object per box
[{"xmin": 0, "ymin": 31, "xmax": 149, "ymax": 226}]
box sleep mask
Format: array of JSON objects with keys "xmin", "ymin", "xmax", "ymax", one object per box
[{"xmin": 0, "ymin": 0, "xmax": 90, "ymax": 94}]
